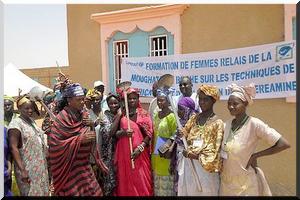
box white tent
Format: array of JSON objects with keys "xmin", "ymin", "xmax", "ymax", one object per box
[{"xmin": 4, "ymin": 63, "xmax": 51, "ymax": 97}]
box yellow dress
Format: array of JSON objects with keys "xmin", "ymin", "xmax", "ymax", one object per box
[{"xmin": 178, "ymin": 114, "xmax": 224, "ymax": 196}]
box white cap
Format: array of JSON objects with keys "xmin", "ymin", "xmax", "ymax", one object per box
[{"xmin": 94, "ymin": 80, "xmax": 105, "ymax": 88}]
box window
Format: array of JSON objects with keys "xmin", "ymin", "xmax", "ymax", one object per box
[
  {"xmin": 149, "ymin": 35, "xmax": 167, "ymax": 56},
  {"xmin": 113, "ymin": 40, "xmax": 128, "ymax": 85},
  {"xmin": 292, "ymin": 17, "xmax": 296, "ymax": 40}
]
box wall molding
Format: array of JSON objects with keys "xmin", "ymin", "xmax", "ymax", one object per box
[{"xmin": 91, "ymin": 4, "xmax": 188, "ymax": 93}]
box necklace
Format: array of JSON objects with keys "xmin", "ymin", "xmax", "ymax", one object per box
[
  {"xmin": 230, "ymin": 115, "xmax": 249, "ymax": 134},
  {"xmin": 129, "ymin": 109, "xmax": 137, "ymax": 117},
  {"xmin": 197, "ymin": 112, "xmax": 215, "ymax": 127},
  {"xmin": 19, "ymin": 115, "xmax": 46, "ymax": 148},
  {"xmin": 224, "ymin": 115, "xmax": 250, "ymax": 152}
]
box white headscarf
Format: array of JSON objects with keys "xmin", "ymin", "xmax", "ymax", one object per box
[{"xmin": 228, "ymin": 83, "xmax": 256, "ymax": 106}]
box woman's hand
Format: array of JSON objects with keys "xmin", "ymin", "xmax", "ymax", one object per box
[
  {"xmin": 182, "ymin": 149, "xmax": 198, "ymax": 159},
  {"xmin": 131, "ymin": 147, "xmax": 142, "ymax": 160},
  {"xmin": 82, "ymin": 116, "xmax": 94, "ymax": 127},
  {"xmin": 82, "ymin": 131, "xmax": 96, "ymax": 143},
  {"xmin": 21, "ymin": 169, "xmax": 30, "ymax": 184},
  {"xmin": 246, "ymin": 153, "xmax": 258, "ymax": 173},
  {"xmin": 116, "ymin": 129, "xmax": 133, "ymax": 138},
  {"xmin": 177, "ymin": 129, "xmax": 184, "ymax": 138}
]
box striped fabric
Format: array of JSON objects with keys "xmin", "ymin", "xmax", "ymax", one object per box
[{"xmin": 48, "ymin": 106, "xmax": 102, "ymax": 196}]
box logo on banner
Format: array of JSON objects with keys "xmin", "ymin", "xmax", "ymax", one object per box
[{"xmin": 276, "ymin": 43, "xmax": 294, "ymax": 61}]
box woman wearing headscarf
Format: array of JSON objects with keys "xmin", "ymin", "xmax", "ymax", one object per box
[
  {"xmin": 98, "ymin": 93, "xmax": 121, "ymax": 196},
  {"xmin": 151, "ymin": 88, "xmax": 177, "ymax": 196},
  {"xmin": 171, "ymin": 96, "xmax": 198, "ymax": 195},
  {"xmin": 84, "ymin": 89, "xmax": 104, "ymax": 186},
  {"xmin": 114, "ymin": 87, "xmax": 153, "ymax": 196},
  {"xmin": 48, "ymin": 83, "xmax": 108, "ymax": 196},
  {"xmin": 220, "ymin": 83, "xmax": 290, "ymax": 196},
  {"xmin": 8, "ymin": 95, "xmax": 49, "ymax": 196},
  {"xmin": 4, "ymin": 95, "xmax": 20, "ymax": 196},
  {"xmin": 177, "ymin": 97, "xmax": 198, "ymax": 127},
  {"xmin": 178, "ymin": 85, "xmax": 224, "ymax": 196}
]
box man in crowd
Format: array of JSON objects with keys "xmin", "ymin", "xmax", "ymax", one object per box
[
  {"xmin": 174, "ymin": 76, "xmax": 200, "ymax": 112},
  {"xmin": 94, "ymin": 80, "xmax": 109, "ymax": 112}
]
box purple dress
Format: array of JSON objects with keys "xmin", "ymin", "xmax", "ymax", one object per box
[{"xmin": 4, "ymin": 127, "xmax": 12, "ymax": 196}]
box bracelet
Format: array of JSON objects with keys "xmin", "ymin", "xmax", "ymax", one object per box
[{"xmin": 137, "ymin": 144, "xmax": 145, "ymax": 152}]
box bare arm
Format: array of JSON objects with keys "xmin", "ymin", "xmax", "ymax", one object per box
[
  {"xmin": 8, "ymin": 129, "xmax": 30, "ymax": 184},
  {"xmin": 255, "ymin": 136, "xmax": 290, "ymax": 158},
  {"xmin": 109, "ymin": 108, "xmax": 122, "ymax": 138},
  {"xmin": 246, "ymin": 136, "xmax": 290, "ymax": 170}
]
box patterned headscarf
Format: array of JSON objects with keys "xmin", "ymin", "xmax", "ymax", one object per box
[
  {"xmin": 85, "ymin": 89, "xmax": 101, "ymax": 101},
  {"xmin": 16, "ymin": 95, "xmax": 40, "ymax": 116},
  {"xmin": 16, "ymin": 95, "xmax": 31, "ymax": 108},
  {"xmin": 228, "ymin": 83, "xmax": 256, "ymax": 106},
  {"xmin": 4, "ymin": 95, "xmax": 14, "ymax": 103},
  {"xmin": 156, "ymin": 87, "xmax": 172, "ymax": 103},
  {"xmin": 197, "ymin": 84, "xmax": 220, "ymax": 101},
  {"xmin": 62, "ymin": 83, "xmax": 85, "ymax": 98},
  {"xmin": 178, "ymin": 97, "xmax": 198, "ymax": 126}
]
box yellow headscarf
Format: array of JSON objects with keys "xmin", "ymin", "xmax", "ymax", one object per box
[
  {"xmin": 16, "ymin": 95, "xmax": 31, "ymax": 108},
  {"xmin": 4, "ymin": 95, "xmax": 14, "ymax": 103},
  {"xmin": 85, "ymin": 89, "xmax": 102, "ymax": 100},
  {"xmin": 198, "ymin": 84, "xmax": 220, "ymax": 101}
]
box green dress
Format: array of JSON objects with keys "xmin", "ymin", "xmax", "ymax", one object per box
[{"xmin": 151, "ymin": 112, "xmax": 177, "ymax": 196}]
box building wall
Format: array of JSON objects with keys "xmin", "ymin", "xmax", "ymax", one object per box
[
  {"xmin": 67, "ymin": 4, "xmax": 151, "ymax": 89},
  {"xmin": 67, "ymin": 4, "xmax": 295, "ymax": 195},
  {"xmin": 21, "ymin": 66, "xmax": 70, "ymax": 89},
  {"xmin": 180, "ymin": 4, "xmax": 295, "ymax": 196}
]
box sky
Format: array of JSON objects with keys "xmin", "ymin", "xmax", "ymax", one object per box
[
  {"xmin": 4, "ymin": 4, "xmax": 68, "ymax": 69},
  {"xmin": 2, "ymin": 1, "xmax": 297, "ymax": 69}
]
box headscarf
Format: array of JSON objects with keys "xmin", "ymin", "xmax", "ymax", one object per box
[
  {"xmin": 16, "ymin": 95, "xmax": 31, "ymax": 108},
  {"xmin": 197, "ymin": 84, "xmax": 220, "ymax": 101},
  {"xmin": 4, "ymin": 95, "xmax": 14, "ymax": 103},
  {"xmin": 178, "ymin": 97, "xmax": 198, "ymax": 126},
  {"xmin": 106, "ymin": 92, "xmax": 120, "ymax": 104},
  {"xmin": 228, "ymin": 83, "xmax": 256, "ymax": 106},
  {"xmin": 85, "ymin": 89, "xmax": 101, "ymax": 101},
  {"xmin": 16, "ymin": 95, "xmax": 40, "ymax": 116},
  {"xmin": 62, "ymin": 83, "xmax": 85, "ymax": 98},
  {"xmin": 156, "ymin": 87, "xmax": 171, "ymax": 103},
  {"xmin": 119, "ymin": 87, "xmax": 142, "ymax": 108},
  {"xmin": 116, "ymin": 87, "xmax": 140, "ymax": 99}
]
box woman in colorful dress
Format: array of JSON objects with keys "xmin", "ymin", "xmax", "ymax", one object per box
[
  {"xmin": 99, "ymin": 93, "xmax": 121, "ymax": 196},
  {"xmin": 48, "ymin": 83, "xmax": 108, "ymax": 196},
  {"xmin": 114, "ymin": 87, "xmax": 153, "ymax": 196},
  {"xmin": 220, "ymin": 83, "xmax": 290, "ymax": 196},
  {"xmin": 178, "ymin": 85, "xmax": 224, "ymax": 196},
  {"xmin": 8, "ymin": 95, "xmax": 49, "ymax": 196},
  {"xmin": 151, "ymin": 89, "xmax": 177, "ymax": 196}
]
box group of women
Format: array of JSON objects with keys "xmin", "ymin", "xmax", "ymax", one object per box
[{"xmin": 4, "ymin": 80, "xmax": 290, "ymax": 196}]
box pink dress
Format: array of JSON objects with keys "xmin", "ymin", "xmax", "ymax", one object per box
[{"xmin": 114, "ymin": 108, "xmax": 153, "ymax": 196}]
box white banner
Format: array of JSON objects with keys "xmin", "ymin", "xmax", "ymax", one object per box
[{"xmin": 121, "ymin": 40, "xmax": 296, "ymax": 100}]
